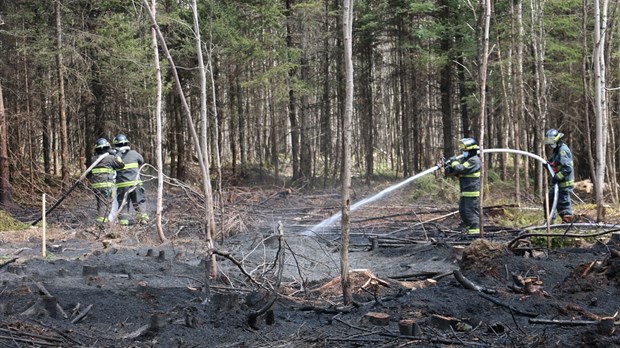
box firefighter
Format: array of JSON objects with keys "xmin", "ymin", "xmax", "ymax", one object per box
[
  {"xmin": 113, "ymin": 134, "xmax": 149, "ymax": 225},
  {"xmin": 88, "ymin": 138, "xmax": 124, "ymax": 223},
  {"xmin": 440, "ymin": 138, "xmax": 481, "ymax": 235},
  {"xmin": 544, "ymin": 129, "xmax": 574, "ymax": 223}
]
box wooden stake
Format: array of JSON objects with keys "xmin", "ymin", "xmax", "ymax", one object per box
[{"xmin": 42, "ymin": 193, "xmax": 46, "ymax": 257}]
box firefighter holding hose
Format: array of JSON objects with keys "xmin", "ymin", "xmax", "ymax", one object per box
[
  {"xmin": 544, "ymin": 129, "xmax": 574, "ymax": 223},
  {"xmin": 438, "ymin": 138, "xmax": 481, "ymax": 236}
]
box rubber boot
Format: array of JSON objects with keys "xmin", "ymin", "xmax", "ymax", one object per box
[{"xmin": 561, "ymin": 215, "xmax": 574, "ymax": 223}]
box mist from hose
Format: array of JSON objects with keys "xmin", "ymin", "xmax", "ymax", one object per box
[
  {"xmin": 301, "ymin": 165, "xmax": 443, "ymax": 236},
  {"xmin": 303, "ymin": 148, "xmax": 555, "ymax": 236}
]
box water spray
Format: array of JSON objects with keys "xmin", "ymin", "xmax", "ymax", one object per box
[{"xmin": 304, "ymin": 148, "xmax": 558, "ymax": 235}]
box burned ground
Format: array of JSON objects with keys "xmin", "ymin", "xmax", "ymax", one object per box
[{"xmin": 1, "ymin": 180, "xmax": 619, "ymax": 347}]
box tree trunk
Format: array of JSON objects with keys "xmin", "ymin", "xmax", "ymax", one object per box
[
  {"xmin": 300, "ymin": 23, "xmax": 312, "ymax": 182},
  {"xmin": 150, "ymin": 0, "xmax": 166, "ymax": 243},
  {"xmin": 593, "ymin": 0, "xmax": 609, "ymax": 221},
  {"xmin": 439, "ymin": 0, "xmax": 454, "ymax": 158},
  {"xmin": 0, "ymin": 81, "xmax": 10, "ymax": 205},
  {"xmin": 143, "ymin": 0, "xmax": 217, "ymax": 276},
  {"xmin": 341, "ymin": 0, "xmax": 353, "ymax": 305},
  {"xmin": 360, "ymin": 38, "xmax": 373, "ymax": 183},
  {"xmin": 55, "ymin": 0, "xmax": 70, "ymax": 186},
  {"xmin": 191, "ymin": 0, "xmax": 218, "ymax": 275},
  {"xmin": 529, "ymin": 0, "xmax": 548, "ymax": 201},
  {"xmin": 229, "ymin": 72, "xmax": 238, "ymax": 176},
  {"xmin": 478, "ymin": 0, "xmax": 492, "ymax": 237},
  {"xmin": 514, "ymin": 0, "xmax": 526, "ymax": 206},
  {"xmin": 320, "ymin": 1, "xmax": 332, "ymax": 188},
  {"xmin": 286, "ymin": 0, "xmax": 300, "ymax": 181}
]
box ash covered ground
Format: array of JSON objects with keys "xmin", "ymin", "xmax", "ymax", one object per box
[{"xmin": 1, "ymin": 181, "xmax": 619, "ymax": 347}]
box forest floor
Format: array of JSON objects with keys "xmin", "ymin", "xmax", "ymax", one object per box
[{"xmin": 1, "ymin": 174, "xmax": 620, "ymax": 347}]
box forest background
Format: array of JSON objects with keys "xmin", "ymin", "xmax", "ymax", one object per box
[{"xmin": 0, "ymin": 0, "xmax": 618, "ymax": 224}]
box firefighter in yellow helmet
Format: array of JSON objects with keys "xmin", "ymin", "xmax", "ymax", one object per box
[{"xmin": 441, "ymin": 138, "xmax": 481, "ymax": 235}]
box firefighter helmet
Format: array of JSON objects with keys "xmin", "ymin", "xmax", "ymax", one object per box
[
  {"xmin": 459, "ymin": 138, "xmax": 479, "ymax": 151},
  {"xmin": 113, "ymin": 134, "xmax": 129, "ymax": 147},
  {"xmin": 95, "ymin": 138, "xmax": 110, "ymax": 149},
  {"xmin": 544, "ymin": 129, "xmax": 564, "ymax": 146}
]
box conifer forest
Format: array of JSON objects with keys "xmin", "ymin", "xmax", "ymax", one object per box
[{"xmin": 0, "ymin": 0, "xmax": 619, "ymax": 216}]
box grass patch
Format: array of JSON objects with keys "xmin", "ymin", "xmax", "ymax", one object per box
[
  {"xmin": 530, "ymin": 235, "xmax": 577, "ymax": 248},
  {"xmin": 408, "ymin": 176, "xmax": 459, "ymax": 203},
  {"xmin": 495, "ymin": 207, "xmax": 542, "ymax": 228},
  {"xmin": 0, "ymin": 210, "xmax": 30, "ymax": 232}
]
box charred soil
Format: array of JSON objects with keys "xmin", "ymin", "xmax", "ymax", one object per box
[{"xmin": 1, "ymin": 181, "xmax": 619, "ymax": 347}]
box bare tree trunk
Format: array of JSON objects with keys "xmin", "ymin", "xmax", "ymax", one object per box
[
  {"xmin": 0, "ymin": 81, "xmax": 10, "ymax": 205},
  {"xmin": 495, "ymin": 13, "xmax": 511, "ymax": 180},
  {"xmin": 206, "ymin": 2, "xmax": 224, "ymax": 241},
  {"xmin": 581, "ymin": 1, "xmax": 597, "ymax": 185},
  {"xmin": 143, "ymin": 0, "xmax": 217, "ymax": 276},
  {"xmin": 320, "ymin": 1, "xmax": 332, "ymax": 188},
  {"xmin": 150, "ymin": 0, "xmax": 166, "ymax": 243},
  {"xmin": 439, "ymin": 0, "xmax": 454, "ymax": 158},
  {"xmin": 593, "ymin": 0, "xmax": 609, "ymax": 221},
  {"xmin": 191, "ymin": 0, "xmax": 218, "ymax": 275},
  {"xmin": 55, "ymin": 0, "xmax": 69, "ymax": 186},
  {"xmin": 512, "ymin": 0, "xmax": 524, "ymax": 206},
  {"xmin": 300, "ymin": 16, "xmax": 312, "ymax": 182},
  {"xmin": 529, "ymin": 0, "xmax": 548, "ymax": 201},
  {"xmin": 286, "ymin": 0, "xmax": 300, "ymax": 181},
  {"xmin": 341, "ymin": 0, "xmax": 353, "ymax": 305},
  {"xmin": 478, "ymin": 0, "xmax": 492, "ymax": 237}
]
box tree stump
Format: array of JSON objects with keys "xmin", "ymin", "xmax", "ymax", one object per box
[
  {"xmin": 146, "ymin": 249, "xmax": 154, "ymax": 257},
  {"xmin": 157, "ymin": 250, "xmax": 166, "ymax": 261},
  {"xmin": 430, "ymin": 314, "xmax": 460, "ymax": 331},
  {"xmin": 451, "ymin": 245, "xmax": 465, "ymax": 261},
  {"xmin": 364, "ymin": 312, "xmax": 390, "ymax": 326},
  {"xmin": 398, "ymin": 319, "xmax": 414, "ymax": 336}
]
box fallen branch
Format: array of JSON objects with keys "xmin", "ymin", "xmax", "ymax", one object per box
[
  {"xmin": 0, "ymin": 257, "xmax": 17, "ymax": 270},
  {"xmin": 529, "ymin": 318, "xmax": 602, "ymax": 326},
  {"xmin": 0, "ymin": 328, "xmax": 63, "ymax": 343},
  {"xmin": 479, "ymin": 292, "xmax": 539, "ymax": 318},
  {"xmin": 210, "ymin": 249, "xmax": 260, "ymax": 287},
  {"xmin": 452, "ymin": 270, "xmax": 496, "ymax": 294},
  {"xmin": 70, "ymin": 304, "xmax": 93, "ymax": 324},
  {"xmin": 0, "ymin": 334, "xmax": 60, "ymax": 347},
  {"xmin": 34, "ymin": 282, "xmax": 68, "ymax": 319}
]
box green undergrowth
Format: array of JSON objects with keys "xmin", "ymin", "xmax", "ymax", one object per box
[
  {"xmin": 408, "ymin": 175, "xmax": 458, "ymax": 203},
  {"xmin": 530, "ymin": 235, "xmax": 578, "ymax": 248},
  {"xmin": 495, "ymin": 207, "xmax": 542, "ymax": 228},
  {"xmin": 0, "ymin": 210, "xmax": 30, "ymax": 232}
]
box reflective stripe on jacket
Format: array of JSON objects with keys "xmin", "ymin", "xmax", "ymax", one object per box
[
  {"xmin": 88, "ymin": 153, "xmax": 124, "ymax": 189},
  {"xmin": 446, "ymin": 155, "xmax": 481, "ymax": 196},
  {"xmin": 115, "ymin": 146, "xmax": 144, "ymax": 188}
]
